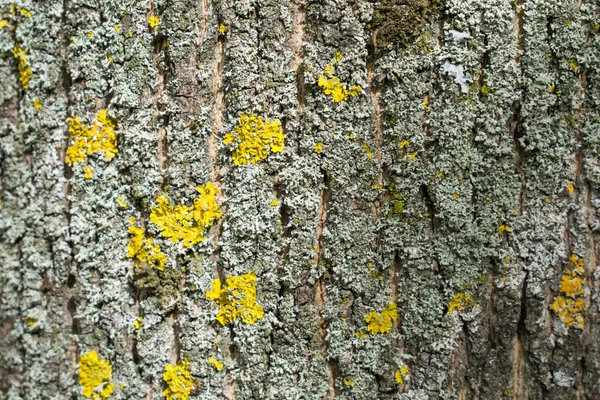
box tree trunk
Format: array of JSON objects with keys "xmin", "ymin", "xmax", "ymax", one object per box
[{"xmin": 1, "ymin": 0, "xmax": 599, "ymax": 399}]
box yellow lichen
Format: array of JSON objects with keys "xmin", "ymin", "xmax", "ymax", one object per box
[
  {"xmin": 116, "ymin": 195, "xmax": 128, "ymax": 208},
  {"xmin": 149, "ymin": 182, "xmax": 222, "ymax": 248},
  {"xmin": 162, "ymin": 358, "xmax": 194, "ymax": 400},
  {"xmin": 315, "ymin": 142, "xmax": 323, "ymax": 154},
  {"xmin": 19, "ymin": 8, "xmax": 31, "ymax": 17},
  {"xmin": 206, "ymin": 272, "xmax": 264, "ymax": 325},
  {"xmin": 365, "ymin": 303, "xmax": 398, "ymax": 335},
  {"xmin": 209, "ymin": 356, "xmax": 223, "ymax": 371},
  {"xmin": 361, "ymin": 142, "xmax": 373, "ymax": 159},
  {"xmin": 498, "ymin": 224, "xmax": 510, "ymax": 235},
  {"xmin": 83, "ymin": 165, "xmax": 94, "ymax": 179},
  {"xmin": 148, "ymin": 16, "xmax": 160, "ymax": 30},
  {"xmin": 87, "ymin": 31, "xmax": 94, "ymax": 37},
  {"xmin": 13, "ymin": 45, "xmax": 32, "ymax": 89},
  {"xmin": 127, "ymin": 217, "xmax": 167, "ymax": 271},
  {"xmin": 566, "ymin": 180, "xmax": 574, "ymax": 195},
  {"xmin": 114, "ymin": 25, "xmax": 119, "ymax": 32},
  {"xmin": 355, "ymin": 331, "xmax": 366, "ymax": 339},
  {"xmin": 399, "ymin": 140, "xmax": 410, "ymax": 149},
  {"xmin": 133, "ymin": 317, "xmax": 143, "ymax": 332},
  {"xmin": 0, "ymin": 20, "xmax": 9, "ymax": 30},
  {"xmin": 65, "ymin": 110, "xmax": 118, "ymax": 165},
  {"xmin": 395, "ymin": 365, "xmax": 409, "ymax": 385},
  {"xmin": 32, "ymin": 98, "xmax": 42, "ymax": 110},
  {"xmin": 223, "ymin": 114, "xmax": 285, "ymax": 165},
  {"xmin": 219, "ymin": 24, "xmax": 227, "ymax": 34},
  {"xmin": 79, "ymin": 350, "xmax": 115, "ymax": 400},
  {"xmin": 269, "ymin": 199, "xmax": 280, "ymax": 207},
  {"xmin": 318, "ymin": 52, "xmax": 362, "ymax": 102},
  {"xmin": 344, "ymin": 380, "xmax": 356, "ymax": 387},
  {"xmin": 550, "ymin": 254, "xmax": 586, "ymax": 329},
  {"xmin": 447, "ymin": 293, "xmax": 472, "ymax": 313}
]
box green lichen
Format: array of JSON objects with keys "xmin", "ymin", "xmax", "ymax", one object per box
[{"xmin": 371, "ymin": 0, "xmax": 438, "ymax": 50}]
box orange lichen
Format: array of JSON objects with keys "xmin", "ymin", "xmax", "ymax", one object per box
[
  {"xmin": 162, "ymin": 358, "xmax": 194, "ymax": 400},
  {"xmin": 206, "ymin": 272, "xmax": 264, "ymax": 325},
  {"xmin": 149, "ymin": 182, "xmax": 222, "ymax": 248},
  {"xmin": 550, "ymin": 254, "xmax": 586, "ymax": 329},
  {"xmin": 365, "ymin": 303, "xmax": 398, "ymax": 334},
  {"xmin": 223, "ymin": 114, "xmax": 285, "ymax": 165},
  {"xmin": 65, "ymin": 110, "xmax": 118, "ymax": 165},
  {"xmin": 447, "ymin": 292, "xmax": 472, "ymax": 313},
  {"xmin": 126, "ymin": 217, "xmax": 167, "ymax": 271},
  {"xmin": 79, "ymin": 350, "xmax": 115, "ymax": 400}
]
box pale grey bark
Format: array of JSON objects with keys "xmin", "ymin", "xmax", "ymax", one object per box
[{"xmin": 1, "ymin": 0, "xmax": 600, "ymax": 399}]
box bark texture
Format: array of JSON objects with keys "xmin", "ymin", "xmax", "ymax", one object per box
[{"xmin": 1, "ymin": 0, "xmax": 600, "ymax": 399}]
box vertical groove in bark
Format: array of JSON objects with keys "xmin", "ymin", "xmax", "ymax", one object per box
[{"xmin": 314, "ymin": 173, "xmax": 335, "ymax": 398}]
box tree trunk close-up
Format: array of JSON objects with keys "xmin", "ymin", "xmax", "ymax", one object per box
[{"xmin": 1, "ymin": 0, "xmax": 600, "ymax": 399}]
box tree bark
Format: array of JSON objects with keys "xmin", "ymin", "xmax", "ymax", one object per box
[{"xmin": 1, "ymin": 0, "xmax": 599, "ymax": 399}]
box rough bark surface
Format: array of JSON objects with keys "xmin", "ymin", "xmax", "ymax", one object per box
[{"xmin": 1, "ymin": 0, "xmax": 600, "ymax": 399}]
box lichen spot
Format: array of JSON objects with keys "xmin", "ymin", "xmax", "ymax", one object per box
[
  {"xmin": 32, "ymin": 98, "xmax": 42, "ymax": 110},
  {"xmin": 79, "ymin": 350, "xmax": 115, "ymax": 400},
  {"xmin": 447, "ymin": 292, "xmax": 472, "ymax": 313},
  {"xmin": 66, "ymin": 110, "xmax": 117, "ymax": 165},
  {"xmin": 209, "ymin": 356, "xmax": 223, "ymax": 371},
  {"xmin": 315, "ymin": 142, "xmax": 324, "ymax": 154},
  {"xmin": 83, "ymin": 165, "xmax": 94, "ymax": 179},
  {"xmin": 219, "ymin": 24, "xmax": 227, "ymax": 34},
  {"xmin": 318, "ymin": 52, "xmax": 362, "ymax": 102},
  {"xmin": 395, "ymin": 365, "xmax": 409, "ymax": 385},
  {"xmin": 13, "ymin": 45, "xmax": 32, "ymax": 89},
  {"xmin": 162, "ymin": 358, "xmax": 194, "ymax": 400},
  {"xmin": 365, "ymin": 303, "xmax": 398, "ymax": 334},
  {"xmin": 148, "ymin": 16, "xmax": 160, "ymax": 30},
  {"xmin": 206, "ymin": 272, "xmax": 264, "ymax": 325},
  {"xmin": 223, "ymin": 114, "xmax": 285, "ymax": 165},
  {"xmin": 149, "ymin": 182, "xmax": 222, "ymax": 248},
  {"xmin": 127, "ymin": 217, "xmax": 167, "ymax": 271},
  {"xmin": 498, "ymin": 224, "xmax": 510, "ymax": 235},
  {"xmin": 550, "ymin": 254, "xmax": 586, "ymax": 329}
]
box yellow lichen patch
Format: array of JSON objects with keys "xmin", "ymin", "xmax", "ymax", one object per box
[
  {"xmin": 399, "ymin": 140, "xmax": 410, "ymax": 149},
  {"xmin": 116, "ymin": 195, "xmax": 128, "ymax": 208},
  {"xmin": 79, "ymin": 350, "xmax": 115, "ymax": 400},
  {"xmin": 566, "ymin": 181, "xmax": 574, "ymax": 195},
  {"xmin": 365, "ymin": 303, "xmax": 398, "ymax": 335},
  {"xmin": 550, "ymin": 255, "xmax": 586, "ymax": 329},
  {"xmin": 26, "ymin": 317, "xmax": 37, "ymax": 326},
  {"xmin": 87, "ymin": 31, "xmax": 94, "ymax": 37},
  {"xmin": 318, "ymin": 52, "xmax": 362, "ymax": 102},
  {"xmin": 395, "ymin": 365, "xmax": 409, "ymax": 385},
  {"xmin": 223, "ymin": 114, "xmax": 285, "ymax": 165},
  {"xmin": 65, "ymin": 110, "xmax": 118, "ymax": 165},
  {"xmin": 83, "ymin": 165, "xmax": 94, "ymax": 179},
  {"xmin": 355, "ymin": 331, "xmax": 366, "ymax": 339},
  {"xmin": 498, "ymin": 224, "xmax": 510, "ymax": 235},
  {"xmin": 206, "ymin": 272, "xmax": 264, "ymax": 325},
  {"xmin": 148, "ymin": 16, "xmax": 160, "ymax": 30},
  {"xmin": 162, "ymin": 358, "xmax": 194, "ymax": 400},
  {"xmin": 127, "ymin": 217, "xmax": 167, "ymax": 271},
  {"xmin": 133, "ymin": 317, "xmax": 143, "ymax": 332},
  {"xmin": 32, "ymin": 98, "xmax": 42, "ymax": 110},
  {"xmin": 219, "ymin": 24, "xmax": 227, "ymax": 34},
  {"xmin": 209, "ymin": 356, "xmax": 223, "ymax": 371},
  {"xmin": 0, "ymin": 20, "xmax": 9, "ymax": 30},
  {"xmin": 269, "ymin": 199, "xmax": 280, "ymax": 207},
  {"xmin": 447, "ymin": 293, "xmax": 472, "ymax": 313},
  {"xmin": 344, "ymin": 380, "xmax": 356, "ymax": 387},
  {"xmin": 114, "ymin": 25, "xmax": 119, "ymax": 32},
  {"xmin": 19, "ymin": 8, "xmax": 31, "ymax": 17},
  {"xmin": 13, "ymin": 45, "xmax": 32, "ymax": 89},
  {"xmin": 315, "ymin": 142, "xmax": 323, "ymax": 154},
  {"xmin": 361, "ymin": 142, "xmax": 373, "ymax": 159},
  {"xmin": 149, "ymin": 182, "xmax": 222, "ymax": 248}
]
